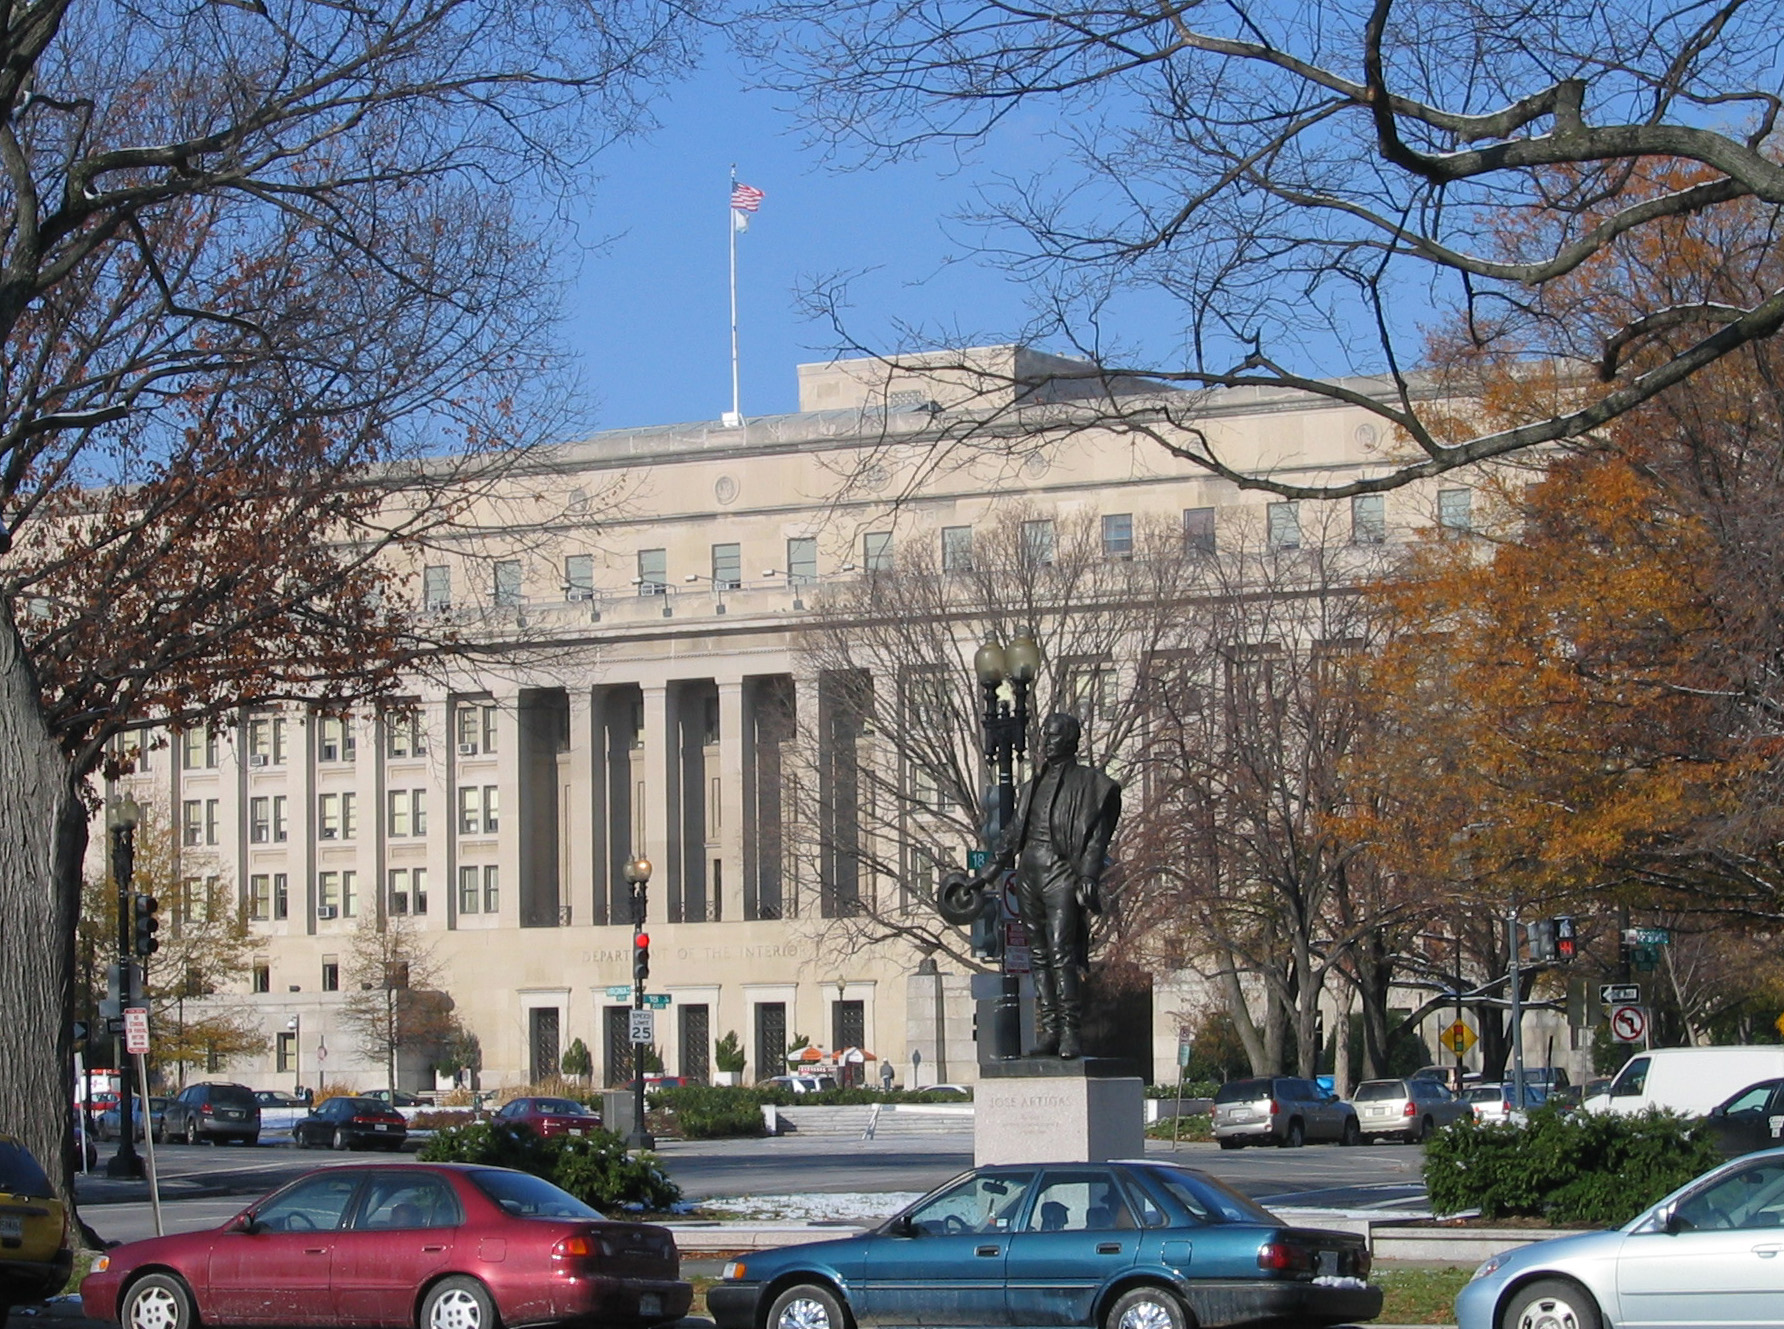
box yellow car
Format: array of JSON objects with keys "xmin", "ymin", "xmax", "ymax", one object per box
[{"xmin": 0, "ymin": 1131, "xmax": 73, "ymax": 1321}]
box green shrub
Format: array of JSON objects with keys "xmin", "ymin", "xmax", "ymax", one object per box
[
  {"xmin": 651, "ymin": 1085, "xmax": 770, "ymax": 1139},
  {"xmin": 714, "ymin": 1031, "xmax": 747, "ymax": 1074},
  {"xmin": 1424, "ymin": 1105, "xmax": 1723, "ymax": 1227},
  {"xmin": 419, "ymin": 1119, "xmax": 682, "ymax": 1212},
  {"xmin": 1145, "ymin": 1081, "xmax": 1219, "ymax": 1100},
  {"xmin": 1144, "ymin": 1112, "xmax": 1213, "ymax": 1140}
]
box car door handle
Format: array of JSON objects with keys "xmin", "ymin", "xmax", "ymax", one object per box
[
  {"xmin": 1753, "ymin": 1244, "xmax": 1784, "ymax": 1258},
  {"xmin": 1097, "ymin": 1243, "xmax": 1122, "ymax": 1254},
  {"xmin": 304, "ymin": 1248, "xmax": 328, "ymax": 1255},
  {"xmin": 422, "ymin": 1245, "xmax": 446, "ymax": 1253},
  {"xmin": 976, "ymin": 1245, "xmax": 1001, "ymax": 1257}
]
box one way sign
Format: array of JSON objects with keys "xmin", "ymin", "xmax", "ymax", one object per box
[{"xmin": 1600, "ymin": 983, "xmax": 1641, "ymax": 1004}]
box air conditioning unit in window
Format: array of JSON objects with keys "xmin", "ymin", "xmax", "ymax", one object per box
[
  {"xmin": 319, "ymin": 828, "xmax": 337, "ymax": 839},
  {"xmin": 317, "ymin": 905, "xmax": 338, "ymax": 919},
  {"xmin": 248, "ymin": 754, "xmax": 268, "ymax": 768},
  {"xmin": 458, "ymin": 742, "xmax": 478, "ymax": 756}
]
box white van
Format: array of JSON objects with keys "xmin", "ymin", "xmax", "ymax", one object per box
[{"xmin": 1584, "ymin": 1046, "xmax": 1784, "ymax": 1118}]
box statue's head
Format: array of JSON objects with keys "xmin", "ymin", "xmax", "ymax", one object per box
[{"xmin": 1042, "ymin": 712, "xmax": 1081, "ymax": 764}]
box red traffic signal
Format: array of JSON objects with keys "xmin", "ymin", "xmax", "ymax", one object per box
[{"xmin": 633, "ymin": 932, "xmax": 650, "ymax": 982}]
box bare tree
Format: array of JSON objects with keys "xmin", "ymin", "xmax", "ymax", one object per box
[
  {"xmin": 0, "ymin": 0, "xmax": 697, "ymax": 1197},
  {"xmin": 749, "ymin": 0, "xmax": 1784, "ymax": 497},
  {"xmin": 339, "ymin": 915, "xmax": 457, "ymax": 1097}
]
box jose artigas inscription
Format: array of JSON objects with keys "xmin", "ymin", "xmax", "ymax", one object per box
[{"xmin": 939, "ymin": 712, "xmax": 1120, "ymax": 1060}]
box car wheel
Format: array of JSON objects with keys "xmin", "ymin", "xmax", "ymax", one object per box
[
  {"xmin": 333, "ymin": 1127, "xmax": 351, "ymax": 1151},
  {"xmin": 1422, "ymin": 1115, "xmax": 1435, "ymax": 1141},
  {"xmin": 1500, "ymin": 1278, "xmax": 1602, "ymax": 1329},
  {"xmin": 123, "ymin": 1273, "xmax": 197, "ymax": 1329},
  {"xmin": 1217, "ymin": 1137, "xmax": 1241, "ymax": 1150},
  {"xmin": 768, "ymin": 1283, "xmax": 851, "ymax": 1329},
  {"xmin": 184, "ymin": 1119, "xmax": 199, "ymax": 1146},
  {"xmin": 1341, "ymin": 1117, "xmax": 1361, "ymax": 1147},
  {"xmin": 1105, "ymin": 1285, "xmax": 1187, "ymax": 1329},
  {"xmin": 420, "ymin": 1276, "xmax": 499, "ymax": 1329},
  {"xmin": 1282, "ymin": 1119, "xmax": 1305, "ymax": 1148}
]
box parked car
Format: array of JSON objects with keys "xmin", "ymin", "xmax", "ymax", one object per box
[
  {"xmin": 97, "ymin": 1096, "xmax": 169, "ymax": 1142},
  {"xmin": 254, "ymin": 1089, "xmax": 310, "ymax": 1108},
  {"xmin": 293, "ymin": 1097, "xmax": 409, "ymax": 1151},
  {"xmin": 365, "ymin": 1089, "xmax": 429, "ymax": 1108},
  {"xmin": 1456, "ymin": 1146, "xmax": 1784, "ymax": 1329},
  {"xmin": 80, "ymin": 1161, "xmax": 691, "ymax": 1329},
  {"xmin": 1350, "ymin": 1078, "xmax": 1473, "ymax": 1142},
  {"xmin": 759, "ymin": 1074, "xmax": 839, "ymax": 1095},
  {"xmin": 1585, "ymin": 1044, "xmax": 1784, "ymax": 1118},
  {"xmin": 710, "ymin": 1160, "xmax": 1379, "ymax": 1329},
  {"xmin": 1465, "ymin": 1081, "xmax": 1549, "ymax": 1125},
  {"xmin": 1704, "ymin": 1078, "xmax": 1784, "ymax": 1156},
  {"xmin": 162, "ymin": 1082, "xmax": 261, "ymax": 1145},
  {"xmin": 1212, "ymin": 1076, "xmax": 1361, "ymax": 1148},
  {"xmin": 1, "ymin": 1131, "xmax": 73, "ymax": 1323},
  {"xmin": 491, "ymin": 1097, "xmax": 603, "ymax": 1138}
]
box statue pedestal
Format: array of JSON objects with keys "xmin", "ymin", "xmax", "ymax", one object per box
[{"xmin": 974, "ymin": 1058, "xmax": 1144, "ymax": 1166}]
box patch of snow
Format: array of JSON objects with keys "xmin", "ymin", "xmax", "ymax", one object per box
[{"xmin": 700, "ymin": 1193, "xmax": 924, "ymax": 1224}]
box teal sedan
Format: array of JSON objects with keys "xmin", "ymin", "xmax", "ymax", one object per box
[{"xmin": 709, "ymin": 1162, "xmax": 1380, "ymax": 1329}]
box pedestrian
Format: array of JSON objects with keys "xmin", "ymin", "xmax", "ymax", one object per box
[{"xmin": 880, "ymin": 1060, "xmax": 895, "ymax": 1092}]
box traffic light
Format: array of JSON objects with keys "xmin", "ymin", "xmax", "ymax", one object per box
[
  {"xmin": 132, "ymin": 892, "xmax": 160, "ymax": 957},
  {"xmin": 970, "ymin": 887, "xmax": 1001, "ymax": 959},
  {"xmin": 632, "ymin": 931, "xmax": 650, "ymax": 983},
  {"xmin": 1553, "ymin": 915, "xmax": 1577, "ymax": 962},
  {"xmin": 1525, "ymin": 918, "xmax": 1556, "ymax": 962}
]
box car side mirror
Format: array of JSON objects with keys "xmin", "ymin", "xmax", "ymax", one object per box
[
  {"xmin": 1710, "ymin": 1105, "xmax": 1727, "ymax": 1119},
  {"xmin": 886, "ymin": 1214, "xmax": 916, "ymax": 1238},
  {"xmin": 227, "ymin": 1214, "xmax": 261, "ymax": 1235},
  {"xmin": 1661, "ymin": 1207, "xmax": 1689, "ymax": 1235}
]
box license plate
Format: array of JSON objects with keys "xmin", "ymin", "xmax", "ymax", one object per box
[
  {"xmin": 1319, "ymin": 1250, "xmax": 1341, "ymax": 1275},
  {"xmin": 569, "ymin": 1128, "xmax": 584, "ymax": 1137},
  {"xmin": 376, "ymin": 1124, "xmax": 391, "ymax": 1131},
  {"xmin": 1366, "ymin": 1107, "xmax": 1387, "ymax": 1117},
  {"xmin": 639, "ymin": 1294, "xmax": 661, "ymax": 1317},
  {"xmin": 0, "ymin": 1213, "xmax": 23, "ymax": 1239}
]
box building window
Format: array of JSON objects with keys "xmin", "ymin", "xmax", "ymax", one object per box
[
  {"xmin": 247, "ymin": 715, "xmax": 277, "ymax": 766},
  {"xmin": 1102, "ymin": 513, "xmax": 1134, "ymax": 559},
  {"xmin": 711, "ymin": 543, "xmax": 742, "ymax": 591},
  {"xmin": 249, "ymin": 875, "xmax": 271, "ymax": 921},
  {"xmin": 458, "ymin": 865, "xmax": 480, "ymax": 913},
  {"xmin": 385, "ymin": 706, "xmax": 426, "ymax": 759},
  {"xmin": 636, "ymin": 548, "xmax": 667, "ymax": 596},
  {"xmin": 205, "ymin": 799, "xmax": 221, "ymax": 846},
  {"xmin": 1352, "ymin": 493, "xmax": 1386, "ymax": 544},
  {"xmin": 182, "ymin": 800, "xmax": 202, "ymax": 847},
  {"xmin": 493, "ymin": 560, "xmax": 522, "ymax": 606},
  {"xmin": 181, "ymin": 727, "xmax": 217, "ymax": 770},
  {"xmin": 320, "ymin": 872, "xmax": 340, "ymax": 914},
  {"xmin": 1438, "ymin": 487, "xmax": 1473, "ymax": 532},
  {"xmin": 341, "ymin": 792, "xmax": 357, "ymax": 841},
  {"xmin": 1183, "ymin": 507, "xmax": 1216, "ymax": 555},
  {"xmin": 458, "ymin": 786, "xmax": 482, "ymax": 835},
  {"xmin": 252, "ymin": 963, "xmax": 270, "ymax": 993},
  {"xmin": 273, "ymin": 873, "xmax": 288, "ymax": 920},
  {"xmin": 1021, "ymin": 519, "xmax": 1056, "ymax": 567},
  {"xmin": 564, "ymin": 554, "xmax": 595, "ymax": 600},
  {"xmin": 388, "ymin": 789, "xmax": 410, "ymax": 837},
  {"xmin": 456, "ymin": 701, "xmax": 497, "ymax": 755},
  {"xmin": 423, "ymin": 564, "xmax": 451, "ymax": 612},
  {"xmin": 787, "ymin": 537, "xmax": 818, "ymax": 586},
  {"xmin": 342, "ymin": 871, "xmax": 358, "ymax": 919},
  {"xmin": 322, "ymin": 958, "xmax": 339, "ymax": 991},
  {"xmin": 413, "ymin": 867, "xmax": 428, "ymax": 915},
  {"xmin": 276, "ymin": 1032, "xmax": 295, "ymax": 1073},
  {"xmin": 863, "ymin": 531, "xmax": 893, "ymax": 572},
  {"xmin": 483, "ymin": 865, "xmax": 500, "ymax": 913},
  {"xmin": 318, "ymin": 715, "xmax": 355, "ymax": 763},
  {"xmin": 319, "ymin": 793, "xmax": 341, "ymax": 840},
  {"xmin": 941, "ymin": 526, "xmax": 973, "ymax": 573},
  {"xmin": 390, "ymin": 868, "xmax": 411, "ymax": 915},
  {"xmin": 272, "ymin": 795, "xmax": 288, "ymax": 843},
  {"xmin": 1267, "ymin": 501, "xmax": 1301, "ymax": 549},
  {"xmin": 250, "ymin": 797, "xmax": 270, "ymax": 843}
]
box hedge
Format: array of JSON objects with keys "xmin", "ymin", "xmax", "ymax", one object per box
[
  {"xmin": 1423, "ymin": 1105, "xmax": 1723, "ymax": 1227},
  {"xmin": 418, "ymin": 1120, "xmax": 681, "ymax": 1212}
]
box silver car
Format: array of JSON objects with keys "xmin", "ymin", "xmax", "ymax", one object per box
[
  {"xmin": 1458, "ymin": 1147, "xmax": 1784, "ymax": 1329},
  {"xmin": 1212, "ymin": 1076, "xmax": 1361, "ymax": 1148},
  {"xmin": 1352, "ymin": 1077, "xmax": 1473, "ymax": 1141}
]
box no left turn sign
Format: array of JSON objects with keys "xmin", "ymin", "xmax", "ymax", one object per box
[{"xmin": 1611, "ymin": 1004, "xmax": 1648, "ymax": 1044}]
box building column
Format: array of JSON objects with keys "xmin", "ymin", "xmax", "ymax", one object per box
[
  {"xmin": 564, "ymin": 689, "xmax": 596, "ymax": 927},
  {"xmin": 790, "ymin": 673, "xmax": 820, "ymax": 919},
  {"xmin": 641, "ymin": 684, "xmax": 679, "ymax": 923},
  {"xmin": 717, "ymin": 679, "xmax": 748, "ymax": 924}
]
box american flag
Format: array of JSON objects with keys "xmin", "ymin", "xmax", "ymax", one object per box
[{"xmin": 730, "ymin": 182, "xmax": 765, "ymax": 213}]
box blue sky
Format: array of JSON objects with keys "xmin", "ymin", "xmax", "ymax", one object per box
[{"xmin": 553, "ymin": 61, "xmax": 1103, "ymax": 432}]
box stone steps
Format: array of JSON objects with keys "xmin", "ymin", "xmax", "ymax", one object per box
[{"xmin": 764, "ymin": 1103, "xmax": 975, "ymax": 1137}]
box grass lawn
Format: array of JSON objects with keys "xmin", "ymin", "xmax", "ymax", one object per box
[{"xmin": 1375, "ymin": 1266, "xmax": 1472, "ymax": 1324}]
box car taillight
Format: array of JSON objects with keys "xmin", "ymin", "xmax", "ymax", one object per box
[
  {"xmin": 1267, "ymin": 1100, "xmax": 1279, "ymax": 1115},
  {"xmin": 1257, "ymin": 1242, "xmax": 1314, "ymax": 1273},
  {"xmin": 1404, "ymin": 1102, "xmax": 1417, "ymax": 1117},
  {"xmin": 200, "ymin": 1105, "xmax": 214, "ymax": 1115},
  {"xmin": 552, "ymin": 1234, "xmax": 598, "ymax": 1258}
]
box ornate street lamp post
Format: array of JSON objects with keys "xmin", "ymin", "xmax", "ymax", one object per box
[
  {"xmin": 106, "ymin": 795, "xmax": 145, "ymax": 1178},
  {"xmin": 623, "ymin": 855, "xmax": 655, "ymax": 1149},
  {"xmin": 973, "ymin": 634, "xmax": 1041, "ymax": 1060}
]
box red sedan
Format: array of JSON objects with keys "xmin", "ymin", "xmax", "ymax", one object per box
[
  {"xmin": 81, "ymin": 1162, "xmax": 689, "ymax": 1329},
  {"xmin": 492, "ymin": 1096, "xmax": 604, "ymax": 1139}
]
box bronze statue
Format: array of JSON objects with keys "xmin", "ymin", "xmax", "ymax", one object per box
[{"xmin": 941, "ymin": 712, "xmax": 1121, "ymax": 1059}]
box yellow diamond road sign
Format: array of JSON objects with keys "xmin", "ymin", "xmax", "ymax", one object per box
[{"xmin": 1440, "ymin": 1021, "xmax": 1477, "ymax": 1055}]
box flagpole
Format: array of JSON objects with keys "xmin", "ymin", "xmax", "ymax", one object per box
[{"xmin": 727, "ymin": 165, "xmax": 742, "ymax": 427}]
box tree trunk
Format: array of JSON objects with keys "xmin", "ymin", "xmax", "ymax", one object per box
[
  {"xmin": 1333, "ymin": 981, "xmax": 1355, "ymax": 1096},
  {"xmin": 1215, "ymin": 957, "xmax": 1268, "ymax": 1075},
  {"xmin": 0, "ymin": 609, "xmax": 88, "ymax": 1210}
]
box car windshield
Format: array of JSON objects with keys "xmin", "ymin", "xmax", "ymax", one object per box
[
  {"xmin": 1466, "ymin": 1086, "xmax": 1501, "ymax": 1103},
  {"xmin": 345, "ymin": 1098, "xmax": 390, "ymax": 1113},
  {"xmin": 1144, "ymin": 1167, "xmax": 1277, "ymax": 1225},
  {"xmin": 0, "ymin": 1139, "xmax": 53, "ymax": 1198},
  {"xmin": 532, "ymin": 1099, "xmax": 589, "ymax": 1115},
  {"xmin": 469, "ymin": 1169, "xmax": 602, "ymax": 1219},
  {"xmin": 1353, "ymin": 1082, "xmax": 1405, "ymax": 1101},
  {"xmin": 1213, "ymin": 1079, "xmax": 1271, "ymax": 1104}
]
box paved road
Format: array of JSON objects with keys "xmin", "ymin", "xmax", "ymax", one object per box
[{"xmin": 75, "ymin": 1132, "xmax": 1430, "ymax": 1247}]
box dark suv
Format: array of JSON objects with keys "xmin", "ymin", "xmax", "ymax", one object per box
[{"xmin": 163, "ymin": 1081, "xmax": 260, "ymax": 1145}]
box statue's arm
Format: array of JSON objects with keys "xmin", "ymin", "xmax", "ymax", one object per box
[{"xmin": 1075, "ymin": 783, "xmax": 1121, "ymax": 882}]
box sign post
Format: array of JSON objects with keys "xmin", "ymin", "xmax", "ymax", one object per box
[{"xmin": 122, "ymin": 1008, "xmax": 163, "ymax": 1235}]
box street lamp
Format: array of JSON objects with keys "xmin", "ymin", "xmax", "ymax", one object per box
[
  {"xmin": 106, "ymin": 794, "xmax": 144, "ymax": 1178},
  {"xmin": 286, "ymin": 1016, "xmax": 301, "ymax": 1095},
  {"xmin": 973, "ymin": 633, "xmax": 1040, "ymax": 1060},
  {"xmin": 623, "ymin": 855, "xmax": 655, "ymax": 1149}
]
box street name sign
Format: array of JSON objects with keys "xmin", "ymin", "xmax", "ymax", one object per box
[
  {"xmin": 1625, "ymin": 927, "xmax": 1672, "ymax": 946},
  {"xmin": 642, "ymin": 993, "xmax": 672, "ymax": 1009},
  {"xmin": 605, "ymin": 984, "xmax": 633, "ymax": 1000},
  {"xmin": 1600, "ymin": 984, "xmax": 1641, "ymax": 1004}
]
